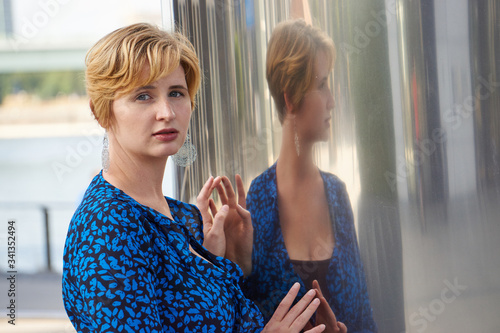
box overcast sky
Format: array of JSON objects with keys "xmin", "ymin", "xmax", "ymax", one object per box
[{"xmin": 9, "ymin": 0, "xmax": 167, "ymax": 47}]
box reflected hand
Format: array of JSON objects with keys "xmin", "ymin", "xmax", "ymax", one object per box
[
  {"xmin": 263, "ymin": 283, "xmax": 325, "ymax": 333},
  {"xmin": 304, "ymin": 280, "xmax": 347, "ymax": 333}
]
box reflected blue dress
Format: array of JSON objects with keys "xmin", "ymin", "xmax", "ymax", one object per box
[
  {"xmin": 242, "ymin": 163, "xmax": 377, "ymax": 333},
  {"xmin": 62, "ymin": 172, "xmax": 264, "ymax": 332}
]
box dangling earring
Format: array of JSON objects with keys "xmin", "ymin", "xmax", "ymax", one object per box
[
  {"xmin": 102, "ymin": 131, "xmax": 109, "ymax": 172},
  {"xmin": 294, "ymin": 118, "xmax": 300, "ymax": 157},
  {"xmin": 172, "ymin": 132, "xmax": 197, "ymax": 167}
]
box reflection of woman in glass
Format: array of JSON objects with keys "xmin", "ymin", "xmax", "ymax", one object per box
[
  {"xmin": 62, "ymin": 23, "xmax": 327, "ymax": 332},
  {"xmin": 242, "ymin": 19, "xmax": 377, "ymax": 333}
]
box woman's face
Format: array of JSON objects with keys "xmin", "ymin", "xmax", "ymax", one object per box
[
  {"xmin": 109, "ymin": 65, "xmax": 192, "ymax": 162},
  {"xmin": 295, "ymin": 50, "xmax": 335, "ymax": 143}
]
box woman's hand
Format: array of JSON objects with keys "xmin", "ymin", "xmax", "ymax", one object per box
[
  {"xmin": 196, "ymin": 175, "xmax": 253, "ymax": 276},
  {"xmin": 263, "ymin": 283, "xmax": 325, "ymax": 333},
  {"xmin": 304, "ymin": 280, "xmax": 347, "ymax": 333},
  {"xmin": 214, "ymin": 175, "xmax": 253, "ymax": 276},
  {"xmin": 197, "ymin": 176, "xmax": 226, "ymax": 257}
]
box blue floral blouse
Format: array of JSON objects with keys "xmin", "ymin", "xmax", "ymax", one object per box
[
  {"xmin": 242, "ymin": 163, "xmax": 377, "ymax": 333},
  {"xmin": 62, "ymin": 172, "xmax": 264, "ymax": 332}
]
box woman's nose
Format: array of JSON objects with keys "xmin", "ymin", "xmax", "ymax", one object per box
[
  {"xmin": 327, "ymin": 90, "xmax": 335, "ymax": 111},
  {"xmin": 157, "ymin": 101, "xmax": 176, "ymax": 121}
]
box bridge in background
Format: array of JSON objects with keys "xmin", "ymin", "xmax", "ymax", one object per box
[{"xmin": 0, "ymin": 45, "xmax": 87, "ymax": 73}]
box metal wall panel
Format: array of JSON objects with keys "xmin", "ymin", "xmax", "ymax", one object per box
[{"xmin": 169, "ymin": 0, "xmax": 500, "ymax": 331}]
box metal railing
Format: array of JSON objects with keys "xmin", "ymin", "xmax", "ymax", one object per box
[{"xmin": 0, "ymin": 201, "xmax": 75, "ymax": 273}]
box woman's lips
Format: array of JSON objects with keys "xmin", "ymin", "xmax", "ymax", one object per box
[{"xmin": 153, "ymin": 129, "xmax": 179, "ymax": 142}]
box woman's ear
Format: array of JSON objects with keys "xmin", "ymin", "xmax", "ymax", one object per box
[
  {"xmin": 90, "ymin": 99, "xmax": 107, "ymax": 129},
  {"xmin": 89, "ymin": 99, "xmax": 97, "ymax": 117},
  {"xmin": 283, "ymin": 92, "xmax": 295, "ymax": 117}
]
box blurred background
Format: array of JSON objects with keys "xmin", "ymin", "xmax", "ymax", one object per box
[
  {"xmin": 0, "ymin": 1, "xmax": 168, "ymax": 331},
  {"xmin": 1, "ymin": 0, "xmax": 499, "ymax": 332}
]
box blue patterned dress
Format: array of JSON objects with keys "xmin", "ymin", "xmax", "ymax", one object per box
[
  {"xmin": 63, "ymin": 172, "xmax": 264, "ymax": 332},
  {"xmin": 242, "ymin": 163, "xmax": 377, "ymax": 333}
]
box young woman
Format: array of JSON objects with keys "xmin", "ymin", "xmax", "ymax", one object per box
[
  {"xmin": 62, "ymin": 23, "xmax": 326, "ymax": 333},
  {"xmin": 242, "ymin": 19, "xmax": 378, "ymax": 333}
]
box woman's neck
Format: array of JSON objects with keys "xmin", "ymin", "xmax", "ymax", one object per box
[
  {"xmin": 277, "ymin": 121, "xmax": 318, "ymax": 181},
  {"xmin": 103, "ymin": 151, "xmax": 170, "ymax": 216}
]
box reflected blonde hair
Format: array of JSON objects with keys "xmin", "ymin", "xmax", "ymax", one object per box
[
  {"xmin": 266, "ymin": 19, "xmax": 335, "ymax": 123},
  {"xmin": 85, "ymin": 23, "xmax": 201, "ymax": 128}
]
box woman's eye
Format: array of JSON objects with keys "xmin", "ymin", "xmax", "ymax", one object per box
[
  {"xmin": 136, "ymin": 93, "xmax": 151, "ymax": 101},
  {"xmin": 169, "ymin": 91, "xmax": 184, "ymax": 98}
]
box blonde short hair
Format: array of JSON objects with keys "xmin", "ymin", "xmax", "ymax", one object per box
[
  {"xmin": 85, "ymin": 23, "xmax": 201, "ymax": 128},
  {"xmin": 266, "ymin": 19, "xmax": 335, "ymax": 123}
]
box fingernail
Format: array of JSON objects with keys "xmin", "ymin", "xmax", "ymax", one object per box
[
  {"xmin": 313, "ymin": 298, "xmax": 320, "ymax": 305},
  {"xmin": 307, "ymin": 289, "xmax": 316, "ymax": 296},
  {"xmin": 221, "ymin": 205, "xmax": 229, "ymax": 212}
]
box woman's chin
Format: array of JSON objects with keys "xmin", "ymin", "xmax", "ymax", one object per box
[
  {"xmin": 149, "ymin": 148, "xmax": 180, "ymax": 160},
  {"xmin": 316, "ymin": 134, "xmax": 330, "ymax": 143}
]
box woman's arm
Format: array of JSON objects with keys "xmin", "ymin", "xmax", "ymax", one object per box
[{"xmin": 64, "ymin": 210, "xmax": 163, "ymax": 332}]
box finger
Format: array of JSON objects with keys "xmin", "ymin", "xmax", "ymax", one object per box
[
  {"xmin": 197, "ymin": 176, "xmax": 214, "ymax": 203},
  {"xmin": 235, "ymin": 174, "xmax": 246, "ymax": 208},
  {"xmin": 209, "ymin": 199, "xmax": 218, "ymax": 217},
  {"xmin": 289, "ymin": 297, "xmax": 321, "ymax": 331},
  {"xmin": 198, "ymin": 177, "xmax": 219, "ymax": 209},
  {"xmin": 212, "ymin": 205, "xmax": 228, "ymax": 235},
  {"xmin": 283, "ymin": 289, "xmax": 318, "ymax": 326},
  {"xmin": 304, "ymin": 324, "xmax": 326, "ymax": 333},
  {"xmin": 313, "ymin": 279, "xmax": 339, "ymax": 328},
  {"xmin": 312, "ymin": 281, "xmax": 337, "ymax": 324},
  {"xmin": 269, "ymin": 282, "xmax": 301, "ymax": 323},
  {"xmin": 197, "ymin": 177, "xmax": 215, "ymax": 229},
  {"xmin": 316, "ymin": 295, "xmax": 337, "ymax": 328},
  {"xmin": 221, "ymin": 176, "xmax": 236, "ymax": 203},
  {"xmin": 215, "ymin": 180, "xmax": 229, "ymax": 204},
  {"xmin": 338, "ymin": 321, "xmax": 347, "ymax": 333},
  {"xmin": 304, "ymin": 321, "xmax": 314, "ymax": 331},
  {"xmin": 236, "ymin": 204, "xmax": 251, "ymax": 223},
  {"xmin": 312, "ymin": 280, "xmax": 324, "ymax": 299},
  {"xmin": 210, "ymin": 176, "xmax": 222, "ymax": 191}
]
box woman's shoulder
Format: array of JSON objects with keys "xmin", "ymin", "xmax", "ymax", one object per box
[
  {"xmin": 70, "ymin": 173, "xmax": 144, "ymax": 234},
  {"xmin": 166, "ymin": 196, "xmax": 201, "ymax": 219},
  {"xmin": 248, "ymin": 163, "xmax": 277, "ymax": 192},
  {"xmin": 76, "ymin": 173, "xmax": 128, "ymax": 212},
  {"xmin": 319, "ymin": 169, "xmax": 347, "ymax": 191}
]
